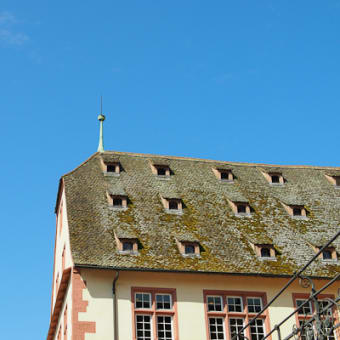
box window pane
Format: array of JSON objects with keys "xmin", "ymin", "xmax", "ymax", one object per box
[
  {"xmin": 250, "ymin": 319, "xmax": 265, "ymax": 340},
  {"xmin": 123, "ymin": 242, "xmax": 133, "ymax": 251},
  {"xmin": 299, "ymin": 320, "xmax": 315, "ymax": 340},
  {"xmin": 135, "ymin": 293, "xmax": 151, "ymax": 309},
  {"xmin": 185, "ymin": 245, "xmax": 195, "ymax": 254},
  {"xmin": 136, "ymin": 315, "xmax": 152, "ymax": 340},
  {"xmin": 208, "ymin": 296, "xmax": 223, "ymax": 312},
  {"xmin": 229, "ymin": 318, "xmax": 244, "ymax": 340},
  {"xmin": 227, "ymin": 297, "xmax": 243, "ymax": 312},
  {"xmin": 209, "ymin": 318, "xmax": 225, "ymax": 340},
  {"xmin": 296, "ymin": 300, "xmax": 312, "ymax": 315},
  {"xmin": 247, "ymin": 298, "xmax": 262, "ymax": 313},
  {"xmin": 157, "ymin": 316, "xmax": 173, "ymax": 340},
  {"xmin": 156, "ymin": 294, "xmax": 172, "ymax": 310}
]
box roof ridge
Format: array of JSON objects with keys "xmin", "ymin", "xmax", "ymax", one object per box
[{"xmin": 102, "ymin": 150, "xmax": 340, "ymax": 170}]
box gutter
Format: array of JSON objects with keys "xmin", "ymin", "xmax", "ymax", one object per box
[
  {"xmin": 75, "ymin": 263, "xmax": 337, "ymax": 281},
  {"xmin": 112, "ymin": 271, "xmax": 119, "ymax": 340}
]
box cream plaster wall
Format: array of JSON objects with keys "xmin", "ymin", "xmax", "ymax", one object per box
[{"xmin": 77, "ymin": 269, "xmax": 340, "ymax": 340}]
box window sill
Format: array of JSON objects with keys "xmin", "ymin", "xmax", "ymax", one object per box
[
  {"xmin": 235, "ymin": 213, "xmax": 252, "ymax": 218},
  {"xmin": 109, "ymin": 206, "xmax": 128, "ymax": 211},
  {"xmin": 104, "ymin": 172, "xmax": 120, "ymax": 177},
  {"xmin": 181, "ymin": 253, "xmax": 200, "ymax": 258},
  {"xmin": 220, "ymin": 179, "xmax": 234, "ymax": 184},
  {"xmin": 165, "ymin": 209, "xmax": 183, "ymax": 215},
  {"xmin": 258, "ymin": 256, "xmax": 277, "ymax": 261},
  {"xmin": 155, "ymin": 175, "xmax": 170, "ymax": 181},
  {"xmin": 291, "ymin": 216, "xmax": 307, "ymax": 220},
  {"xmin": 321, "ymin": 259, "xmax": 338, "ymax": 264},
  {"xmin": 118, "ymin": 250, "xmax": 138, "ymax": 256},
  {"xmin": 270, "ymin": 183, "xmax": 284, "ymax": 187}
]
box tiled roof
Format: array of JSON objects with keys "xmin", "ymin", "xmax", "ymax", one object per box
[{"xmin": 62, "ymin": 151, "xmax": 340, "ymax": 277}]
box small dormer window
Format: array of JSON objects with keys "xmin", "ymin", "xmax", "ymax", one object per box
[
  {"xmin": 185, "ymin": 244, "xmax": 195, "ymax": 254},
  {"xmin": 260, "ymin": 248, "xmax": 271, "ymax": 258},
  {"xmin": 151, "ymin": 164, "xmax": 171, "ymax": 178},
  {"xmin": 255, "ymin": 245, "xmax": 276, "ymax": 259},
  {"xmin": 213, "ymin": 168, "xmax": 234, "ymax": 182},
  {"xmin": 177, "ymin": 240, "xmax": 200, "ymax": 256},
  {"xmin": 104, "ymin": 162, "xmax": 120, "ymax": 175},
  {"xmin": 262, "ymin": 171, "xmax": 284, "ymax": 185},
  {"xmin": 113, "ymin": 197, "xmax": 123, "ymax": 207},
  {"xmin": 237, "ymin": 204, "xmax": 247, "ymax": 214},
  {"xmin": 161, "ymin": 197, "xmax": 183, "ymax": 213},
  {"xmin": 325, "ymin": 175, "xmax": 340, "ymax": 188},
  {"xmin": 323, "ymin": 250, "xmax": 332, "ymax": 260},
  {"xmin": 169, "ymin": 200, "xmax": 179, "ymax": 210},
  {"xmin": 115, "ymin": 236, "xmax": 138, "ymax": 254},
  {"xmin": 282, "ymin": 203, "xmax": 307, "ymax": 218},
  {"xmin": 271, "ymin": 175, "xmax": 280, "ymax": 184},
  {"xmin": 228, "ymin": 200, "xmax": 252, "ymax": 216},
  {"xmin": 108, "ymin": 194, "xmax": 128, "ymax": 209},
  {"xmin": 293, "ymin": 207, "xmax": 302, "ymax": 216},
  {"xmin": 317, "ymin": 247, "xmax": 337, "ymax": 261}
]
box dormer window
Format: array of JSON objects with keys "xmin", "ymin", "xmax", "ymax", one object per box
[
  {"xmin": 237, "ymin": 204, "xmax": 247, "ymax": 214},
  {"xmin": 169, "ymin": 200, "xmax": 180, "ymax": 210},
  {"xmin": 107, "ymin": 194, "xmax": 128, "ymax": 209},
  {"xmin": 161, "ymin": 197, "xmax": 183, "ymax": 213},
  {"xmin": 103, "ymin": 161, "xmax": 120, "ymax": 175},
  {"xmin": 185, "ymin": 244, "xmax": 195, "ymax": 254},
  {"xmin": 213, "ymin": 168, "xmax": 234, "ymax": 182},
  {"xmin": 261, "ymin": 248, "xmax": 271, "ymax": 258},
  {"xmin": 325, "ymin": 175, "xmax": 340, "ymax": 188},
  {"xmin": 176, "ymin": 240, "xmax": 200, "ymax": 256},
  {"xmin": 282, "ymin": 203, "xmax": 307, "ymax": 219},
  {"xmin": 228, "ymin": 200, "xmax": 252, "ymax": 216},
  {"xmin": 317, "ymin": 247, "xmax": 337, "ymax": 261},
  {"xmin": 262, "ymin": 171, "xmax": 284, "ymax": 185},
  {"xmin": 151, "ymin": 163, "xmax": 171, "ymax": 178},
  {"xmin": 115, "ymin": 236, "xmax": 138, "ymax": 254},
  {"xmin": 254, "ymin": 244, "xmax": 276, "ymax": 259}
]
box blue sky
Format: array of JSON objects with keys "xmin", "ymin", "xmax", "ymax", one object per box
[{"xmin": 1, "ymin": 1, "xmax": 340, "ymax": 339}]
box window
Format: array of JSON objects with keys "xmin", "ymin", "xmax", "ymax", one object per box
[
  {"xmin": 161, "ymin": 197, "xmax": 183, "ymax": 213},
  {"xmin": 318, "ymin": 247, "xmax": 337, "ymax": 261},
  {"xmin": 207, "ymin": 296, "xmax": 223, "ymax": 312},
  {"xmin": 123, "ymin": 241, "xmax": 134, "ymax": 251},
  {"xmin": 108, "ymin": 194, "xmax": 128, "ymax": 209},
  {"xmin": 115, "ymin": 237, "xmax": 138, "ymax": 254},
  {"xmin": 262, "ymin": 171, "xmax": 284, "ymax": 185},
  {"xmin": 213, "ymin": 168, "xmax": 234, "ymax": 182},
  {"xmin": 132, "ymin": 288, "xmax": 178, "ymax": 340},
  {"xmin": 260, "ymin": 248, "xmax": 271, "ymax": 258},
  {"xmin": 254, "ymin": 245, "xmax": 276, "ymax": 259},
  {"xmin": 209, "ymin": 317, "xmax": 225, "ymax": 340},
  {"xmin": 176, "ymin": 240, "xmax": 200, "ymax": 256},
  {"xmin": 282, "ymin": 203, "xmax": 307, "ymax": 218},
  {"xmin": 228, "ymin": 200, "xmax": 252, "ymax": 216},
  {"xmin": 204, "ymin": 290, "xmax": 269, "ymax": 340},
  {"xmin": 325, "ymin": 175, "xmax": 340, "ymax": 188},
  {"xmin": 293, "ymin": 207, "xmax": 302, "ymax": 216},
  {"xmin": 185, "ymin": 244, "xmax": 195, "ymax": 254},
  {"xmin": 104, "ymin": 162, "xmax": 120, "ymax": 175},
  {"xmin": 293, "ymin": 294, "xmax": 336, "ymax": 340},
  {"xmin": 169, "ymin": 200, "xmax": 179, "ymax": 210},
  {"xmin": 151, "ymin": 164, "xmax": 171, "ymax": 178}
]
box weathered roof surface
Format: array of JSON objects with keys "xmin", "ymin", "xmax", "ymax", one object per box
[{"xmin": 62, "ymin": 151, "xmax": 340, "ymax": 277}]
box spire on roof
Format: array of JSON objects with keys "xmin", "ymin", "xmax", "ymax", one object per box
[{"xmin": 97, "ymin": 96, "xmax": 105, "ymax": 153}]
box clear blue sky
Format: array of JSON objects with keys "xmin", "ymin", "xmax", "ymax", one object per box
[{"xmin": 1, "ymin": 1, "xmax": 339, "ymax": 339}]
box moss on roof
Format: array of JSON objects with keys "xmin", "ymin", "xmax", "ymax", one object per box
[{"xmin": 62, "ymin": 151, "xmax": 340, "ymax": 277}]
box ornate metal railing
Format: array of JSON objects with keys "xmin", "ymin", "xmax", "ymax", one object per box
[{"xmin": 232, "ymin": 230, "xmax": 340, "ymax": 340}]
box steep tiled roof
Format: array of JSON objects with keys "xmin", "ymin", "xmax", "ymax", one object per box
[{"xmin": 62, "ymin": 151, "xmax": 340, "ymax": 277}]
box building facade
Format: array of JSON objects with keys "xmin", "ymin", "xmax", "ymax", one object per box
[{"xmin": 47, "ymin": 151, "xmax": 340, "ymax": 340}]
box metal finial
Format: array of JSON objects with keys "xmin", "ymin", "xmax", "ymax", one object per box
[{"xmin": 97, "ymin": 97, "xmax": 105, "ymax": 152}]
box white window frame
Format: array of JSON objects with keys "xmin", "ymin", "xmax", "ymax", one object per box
[
  {"xmin": 135, "ymin": 292, "xmax": 152, "ymax": 310},
  {"xmin": 207, "ymin": 295, "xmax": 224, "ymax": 312},
  {"xmin": 155, "ymin": 293, "xmax": 172, "ymax": 310},
  {"xmin": 247, "ymin": 297, "xmax": 263, "ymax": 313},
  {"xmin": 227, "ymin": 296, "xmax": 244, "ymax": 313}
]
